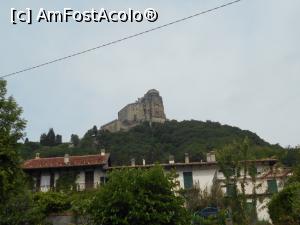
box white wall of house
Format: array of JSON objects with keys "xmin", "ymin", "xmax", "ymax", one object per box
[
  {"xmin": 176, "ymin": 165, "xmax": 217, "ymax": 190},
  {"xmin": 171, "ymin": 162, "xmax": 287, "ymax": 223},
  {"xmin": 257, "ymin": 198, "xmax": 271, "ymax": 222},
  {"xmin": 215, "ymin": 164, "xmax": 287, "ymax": 223}
]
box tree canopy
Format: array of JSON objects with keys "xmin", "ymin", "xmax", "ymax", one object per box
[
  {"xmin": 87, "ymin": 166, "xmax": 190, "ymax": 225},
  {"xmin": 268, "ymin": 182, "xmax": 300, "ymax": 225},
  {"xmin": 0, "ymin": 80, "xmax": 42, "ymax": 224},
  {"xmin": 268, "ymin": 165, "xmax": 300, "ymax": 225},
  {"xmin": 40, "ymin": 128, "xmax": 62, "ymax": 146},
  {"xmin": 0, "ymin": 79, "xmax": 26, "ymax": 203},
  {"xmin": 19, "ymin": 120, "xmax": 286, "ymax": 166}
]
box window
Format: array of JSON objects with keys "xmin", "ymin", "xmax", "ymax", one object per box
[
  {"xmin": 85, "ymin": 171, "xmax": 94, "ymax": 189},
  {"xmin": 100, "ymin": 176, "xmax": 107, "ymax": 185},
  {"xmin": 267, "ymin": 179, "xmax": 278, "ymax": 194},
  {"xmin": 183, "ymin": 172, "xmax": 193, "ymax": 189},
  {"xmin": 246, "ymin": 200, "xmax": 257, "ymax": 218},
  {"xmin": 50, "ymin": 173, "xmax": 55, "ymax": 188},
  {"xmin": 41, "ymin": 174, "xmax": 51, "ymax": 190},
  {"xmin": 35, "ymin": 174, "xmax": 41, "ymax": 191}
]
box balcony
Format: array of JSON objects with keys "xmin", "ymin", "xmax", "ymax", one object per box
[{"xmin": 35, "ymin": 182, "xmax": 102, "ymax": 192}]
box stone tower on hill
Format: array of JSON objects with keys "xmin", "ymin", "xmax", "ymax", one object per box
[{"xmin": 101, "ymin": 89, "xmax": 166, "ymax": 132}]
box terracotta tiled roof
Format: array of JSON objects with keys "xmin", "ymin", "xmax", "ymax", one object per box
[{"xmin": 22, "ymin": 154, "xmax": 109, "ymax": 170}]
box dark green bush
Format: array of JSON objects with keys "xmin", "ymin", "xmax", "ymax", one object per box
[
  {"xmin": 87, "ymin": 166, "xmax": 191, "ymax": 225},
  {"xmin": 268, "ymin": 182, "xmax": 300, "ymax": 225},
  {"xmin": 33, "ymin": 191, "xmax": 71, "ymax": 214}
]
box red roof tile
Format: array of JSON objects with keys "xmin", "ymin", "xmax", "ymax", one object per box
[{"xmin": 22, "ymin": 154, "xmax": 109, "ymax": 170}]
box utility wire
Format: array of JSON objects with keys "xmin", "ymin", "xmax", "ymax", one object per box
[{"xmin": 1, "ymin": 0, "xmax": 242, "ymax": 79}]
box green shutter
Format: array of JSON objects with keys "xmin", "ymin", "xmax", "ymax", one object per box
[
  {"xmin": 183, "ymin": 172, "xmax": 193, "ymax": 189},
  {"xmin": 246, "ymin": 201, "xmax": 254, "ymax": 213},
  {"xmin": 267, "ymin": 180, "xmax": 278, "ymax": 193},
  {"xmin": 226, "ymin": 184, "xmax": 235, "ymax": 197}
]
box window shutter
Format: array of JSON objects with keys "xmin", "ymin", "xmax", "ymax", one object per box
[
  {"xmin": 183, "ymin": 172, "xmax": 193, "ymax": 189},
  {"xmin": 267, "ymin": 179, "xmax": 278, "ymax": 194},
  {"xmin": 226, "ymin": 184, "xmax": 235, "ymax": 197}
]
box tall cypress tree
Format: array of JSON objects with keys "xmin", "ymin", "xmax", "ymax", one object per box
[{"xmin": 47, "ymin": 128, "xmax": 56, "ymax": 146}]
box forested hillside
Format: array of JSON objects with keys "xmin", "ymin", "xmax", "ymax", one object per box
[{"xmin": 18, "ymin": 120, "xmax": 295, "ymax": 166}]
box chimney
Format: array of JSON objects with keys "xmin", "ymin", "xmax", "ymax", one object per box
[
  {"xmin": 169, "ymin": 155, "xmax": 175, "ymax": 164},
  {"xmin": 100, "ymin": 149, "xmax": 105, "ymax": 156},
  {"xmin": 64, "ymin": 154, "xmax": 70, "ymax": 164},
  {"xmin": 131, "ymin": 158, "xmax": 135, "ymax": 166},
  {"xmin": 142, "ymin": 159, "xmax": 146, "ymax": 166},
  {"xmin": 185, "ymin": 153, "xmax": 189, "ymax": 164},
  {"xmin": 206, "ymin": 151, "xmax": 216, "ymax": 162},
  {"xmin": 35, "ymin": 153, "xmax": 40, "ymax": 159}
]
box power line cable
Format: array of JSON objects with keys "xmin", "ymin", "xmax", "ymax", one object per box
[{"xmin": 1, "ymin": 0, "xmax": 242, "ymax": 79}]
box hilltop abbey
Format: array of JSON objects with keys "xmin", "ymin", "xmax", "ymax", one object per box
[{"xmin": 101, "ymin": 89, "xmax": 166, "ymax": 132}]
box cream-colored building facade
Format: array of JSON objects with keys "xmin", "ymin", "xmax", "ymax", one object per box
[{"xmin": 23, "ymin": 151, "xmax": 291, "ymax": 223}]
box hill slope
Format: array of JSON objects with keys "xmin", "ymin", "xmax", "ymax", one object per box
[{"xmin": 19, "ymin": 120, "xmax": 283, "ymax": 166}]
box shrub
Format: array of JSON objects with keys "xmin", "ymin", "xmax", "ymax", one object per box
[
  {"xmin": 33, "ymin": 191, "xmax": 71, "ymax": 215},
  {"xmin": 268, "ymin": 182, "xmax": 300, "ymax": 225},
  {"xmin": 87, "ymin": 166, "xmax": 191, "ymax": 225}
]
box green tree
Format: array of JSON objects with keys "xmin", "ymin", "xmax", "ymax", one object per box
[
  {"xmin": 268, "ymin": 164, "xmax": 300, "ymax": 225},
  {"xmin": 180, "ymin": 182, "xmax": 224, "ymax": 213},
  {"xmin": 55, "ymin": 171, "xmax": 78, "ymax": 193},
  {"xmin": 268, "ymin": 182, "xmax": 300, "ymax": 225},
  {"xmin": 92, "ymin": 125, "xmax": 98, "ymax": 136},
  {"xmin": 47, "ymin": 128, "xmax": 56, "ymax": 146},
  {"xmin": 55, "ymin": 134, "xmax": 62, "ymax": 145},
  {"xmin": 0, "ymin": 80, "xmax": 43, "ymax": 224},
  {"xmin": 0, "ymin": 79, "xmax": 26, "ymax": 204},
  {"xmin": 71, "ymin": 134, "xmax": 80, "ymax": 147},
  {"xmin": 286, "ymin": 164, "xmax": 300, "ymax": 185},
  {"xmin": 40, "ymin": 128, "xmax": 62, "ymax": 146},
  {"xmin": 40, "ymin": 132, "xmax": 47, "ymax": 145},
  {"xmin": 216, "ymin": 138, "xmax": 257, "ymax": 225},
  {"xmin": 87, "ymin": 166, "xmax": 190, "ymax": 225},
  {"xmin": 24, "ymin": 137, "xmax": 29, "ymax": 144}
]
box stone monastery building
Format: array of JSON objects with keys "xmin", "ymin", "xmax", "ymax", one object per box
[{"xmin": 101, "ymin": 89, "xmax": 166, "ymax": 132}]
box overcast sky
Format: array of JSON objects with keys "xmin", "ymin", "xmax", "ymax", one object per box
[{"xmin": 1, "ymin": 0, "xmax": 299, "ymax": 147}]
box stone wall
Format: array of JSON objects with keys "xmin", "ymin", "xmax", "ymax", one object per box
[
  {"xmin": 101, "ymin": 89, "xmax": 166, "ymax": 132},
  {"xmin": 118, "ymin": 103, "xmax": 145, "ymax": 122}
]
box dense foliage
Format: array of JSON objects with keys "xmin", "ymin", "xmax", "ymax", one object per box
[
  {"xmin": 87, "ymin": 166, "xmax": 190, "ymax": 225},
  {"xmin": 0, "ymin": 80, "xmax": 26, "ymax": 202},
  {"xmin": 19, "ymin": 120, "xmax": 289, "ymax": 166},
  {"xmin": 216, "ymin": 139, "xmax": 259, "ymax": 225},
  {"xmin": 55, "ymin": 171, "xmax": 78, "ymax": 192},
  {"xmin": 0, "ymin": 80, "xmax": 34, "ymax": 224},
  {"xmin": 40, "ymin": 128, "xmax": 62, "ymax": 146},
  {"xmin": 180, "ymin": 183, "xmax": 224, "ymax": 213},
  {"xmin": 33, "ymin": 191, "xmax": 72, "ymax": 215},
  {"xmin": 268, "ymin": 182, "xmax": 300, "ymax": 225},
  {"xmin": 268, "ymin": 165, "xmax": 300, "ymax": 225}
]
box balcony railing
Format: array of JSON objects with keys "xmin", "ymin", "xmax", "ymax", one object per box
[{"xmin": 36, "ymin": 182, "xmax": 103, "ymax": 192}]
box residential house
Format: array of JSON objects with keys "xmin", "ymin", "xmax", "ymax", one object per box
[
  {"xmin": 22, "ymin": 151, "xmax": 291, "ymax": 222},
  {"xmin": 22, "ymin": 150, "xmax": 110, "ymax": 192}
]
